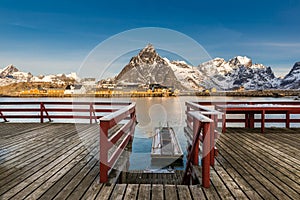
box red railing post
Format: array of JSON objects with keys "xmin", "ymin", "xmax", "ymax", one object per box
[
  {"xmin": 100, "ymin": 120, "xmax": 109, "ymax": 183},
  {"xmin": 89, "ymin": 103, "xmax": 93, "ymax": 124},
  {"xmin": 192, "ymin": 118, "xmax": 200, "ymax": 165},
  {"xmin": 210, "ymin": 115, "xmax": 216, "ymax": 166},
  {"xmin": 249, "ymin": 113, "xmax": 255, "ymax": 128},
  {"xmin": 245, "ymin": 113, "xmax": 249, "ymax": 128},
  {"xmin": 221, "ymin": 113, "xmax": 226, "ymax": 133},
  {"xmin": 261, "ymin": 110, "xmax": 265, "ymax": 133},
  {"xmin": 286, "ymin": 111, "xmax": 290, "ymax": 128},
  {"xmin": 40, "ymin": 102, "xmax": 44, "ymax": 123},
  {"xmin": 0, "ymin": 111, "xmax": 8, "ymax": 122},
  {"xmin": 202, "ymin": 122, "xmax": 211, "ymax": 188}
]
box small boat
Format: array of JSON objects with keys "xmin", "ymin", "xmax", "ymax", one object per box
[{"xmin": 151, "ymin": 125, "xmax": 183, "ymax": 163}]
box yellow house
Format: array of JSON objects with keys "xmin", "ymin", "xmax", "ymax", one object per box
[
  {"xmin": 47, "ymin": 88, "xmax": 65, "ymax": 96},
  {"xmin": 211, "ymin": 88, "xmax": 217, "ymax": 93}
]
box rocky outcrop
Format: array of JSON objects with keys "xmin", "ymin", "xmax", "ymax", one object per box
[{"xmin": 280, "ymin": 62, "xmax": 300, "ymax": 89}]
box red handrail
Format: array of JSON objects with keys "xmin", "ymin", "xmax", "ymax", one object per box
[
  {"xmin": 0, "ymin": 101, "xmax": 130, "ymax": 123},
  {"xmin": 182, "ymin": 111, "xmax": 214, "ymax": 188},
  {"xmin": 215, "ymin": 104, "xmax": 300, "ymax": 133},
  {"xmin": 186, "ymin": 101, "xmax": 221, "ymax": 166},
  {"xmin": 99, "ymin": 102, "xmax": 136, "ymax": 183},
  {"xmin": 189, "ymin": 101, "xmax": 300, "ymax": 131}
]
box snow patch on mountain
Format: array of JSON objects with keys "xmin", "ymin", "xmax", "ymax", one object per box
[
  {"xmin": 164, "ymin": 58, "xmax": 204, "ymax": 90},
  {"xmin": 198, "ymin": 56, "xmax": 281, "ymax": 90},
  {"xmin": 0, "ymin": 64, "xmax": 79, "ymax": 86}
]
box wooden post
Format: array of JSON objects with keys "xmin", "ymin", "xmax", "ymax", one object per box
[
  {"xmin": 40, "ymin": 102, "xmax": 44, "ymax": 123},
  {"xmin": 222, "ymin": 113, "xmax": 226, "ymax": 133},
  {"xmin": 100, "ymin": 120, "xmax": 109, "ymax": 183},
  {"xmin": 202, "ymin": 122, "xmax": 211, "ymax": 188},
  {"xmin": 249, "ymin": 112, "xmax": 255, "ymax": 128},
  {"xmin": 0, "ymin": 111, "xmax": 8, "ymax": 122},
  {"xmin": 89, "ymin": 103, "xmax": 93, "ymax": 124},
  {"xmin": 245, "ymin": 113, "xmax": 249, "ymax": 128},
  {"xmin": 261, "ymin": 110, "xmax": 265, "ymax": 133},
  {"xmin": 210, "ymin": 115, "xmax": 215, "ymax": 166},
  {"xmin": 286, "ymin": 111, "xmax": 290, "ymax": 128},
  {"xmin": 192, "ymin": 118, "xmax": 200, "ymax": 165}
]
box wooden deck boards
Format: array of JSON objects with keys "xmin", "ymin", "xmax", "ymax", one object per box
[{"xmin": 0, "ymin": 124, "xmax": 299, "ymax": 199}]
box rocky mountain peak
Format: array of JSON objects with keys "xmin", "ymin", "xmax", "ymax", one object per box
[
  {"xmin": 134, "ymin": 44, "xmax": 167, "ymax": 65},
  {"xmin": 228, "ymin": 56, "xmax": 252, "ymax": 68},
  {"xmin": 287, "ymin": 62, "xmax": 300, "ymax": 76},
  {"xmin": 280, "ymin": 61, "xmax": 300, "ymax": 89},
  {"xmin": 0, "ymin": 64, "xmax": 19, "ymax": 78},
  {"xmin": 115, "ymin": 44, "xmax": 186, "ymax": 89}
]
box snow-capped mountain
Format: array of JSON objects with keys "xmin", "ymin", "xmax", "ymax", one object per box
[
  {"xmin": 0, "ymin": 64, "xmax": 79, "ymax": 86},
  {"xmin": 280, "ymin": 62, "xmax": 300, "ymax": 89},
  {"xmin": 199, "ymin": 57, "xmax": 280, "ymax": 90},
  {"xmin": 116, "ymin": 44, "xmax": 284, "ymax": 91},
  {"xmin": 2, "ymin": 45, "xmax": 299, "ymax": 91},
  {"xmin": 115, "ymin": 44, "xmax": 188, "ymax": 90}
]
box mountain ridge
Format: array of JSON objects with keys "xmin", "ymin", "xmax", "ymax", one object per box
[
  {"xmin": 115, "ymin": 44, "xmax": 295, "ymax": 91},
  {"xmin": 1, "ymin": 44, "xmax": 299, "ymax": 91}
]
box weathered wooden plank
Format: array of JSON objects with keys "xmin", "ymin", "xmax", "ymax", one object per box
[
  {"xmin": 0, "ymin": 125, "xmax": 95, "ymax": 184},
  {"xmin": 0, "ymin": 135, "xmax": 96, "ymax": 197},
  {"xmin": 243, "ymin": 133, "xmax": 300, "ymax": 167},
  {"xmin": 189, "ymin": 185, "xmax": 206, "ymax": 200},
  {"xmin": 164, "ymin": 185, "xmax": 178, "ymax": 200},
  {"xmin": 0, "ymin": 124, "xmax": 95, "ymax": 176},
  {"xmin": 0, "ymin": 124, "xmax": 73, "ymax": 166},
  {"xmin": 50, "ymin": 150, "xmax": 99, "ymax": 200},
  {"xmin": 29, "ymin": 150, "xmax": 98, "ymax": 200},
  {"xmin": 177, "ymin": 185, "xmax": 192, "ymax": 200},
  {"xmin": 123, "ymin": 184, "xmax": 138, "ymax": 200},
  {"xmin": 221, "ymin": 133, "xmax": 300, "ymax": 199},
  {"xmin": 66, "ymin": 161, "xmax": 100, "ymax": 200},
  {"xmin": 202, "ymin": 182, "xmax": 221, "ymax": 200},
  {"xmin": 218, "ymin": 139, "xmax": 286, "ymax": 199},
  {"xmin": 110, "ymin": 184, "xmax": 127, "ymax": 200},
  {"xmin": 11, "ymin": 142, "xmax": 98, "ymax": 199},
  {"xmin": 227, "ymin": 132, "xmax": 300, "ymax": 179},
  {"xmin": 210, "ymin": 169, "xmax": 234, "ymax": 200},
  {"xmin": 213, "ymin": 159, "xmax": 251, "ymax": 199},
  {"xmin": 137, "ymin": 184, "xmax": 151, "ymax": 200},
  {"xmin": 80, "ymin": 177, "xmax": 103, "ymax": 200},
  {"xmin": 215, "ymin": 154, "xmax": 262, "ymax": 200},
  {"xmin": 151, "ymin": 184, "xmax": 164, "ymax": 200},
  {"xmin": 96, "ymin": 184, "xmax": 115, "ymax": 200},
  {"xmin": 0, "ymin": 125, "xmax": 97, "ymax": 194}
]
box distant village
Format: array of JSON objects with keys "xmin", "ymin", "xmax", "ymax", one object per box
[
  {"xmin": 15, "ymin": 77, "xmax": 299, "ymax": 98},
  {"xmin": 18, "ymin": 78, "xmax": 180, "ymax": 97}
]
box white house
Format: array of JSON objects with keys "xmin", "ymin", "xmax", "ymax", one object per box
[{"xmin": 64, "ymin": 85, "xmax": 86, "ymax": 95}]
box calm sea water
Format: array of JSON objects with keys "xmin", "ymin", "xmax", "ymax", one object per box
[{"xmin": 0, "ymin": 96, "xmax": 298, "ymax": 170}]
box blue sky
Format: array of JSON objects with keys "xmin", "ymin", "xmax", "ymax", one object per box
[{"xmin": 0, "ymin": 0, "xmax": 299, "ymax": 77}]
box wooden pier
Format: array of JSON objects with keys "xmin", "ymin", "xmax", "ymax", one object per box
[
  {"xmin": 151, "ymin": 127, "xmax": 183, "ymax": 162},
  {"xmin": 1, "ymin": 123, "xmax": 299, "ymax": 199}
]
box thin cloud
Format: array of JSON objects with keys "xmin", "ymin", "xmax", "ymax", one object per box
[{"xmin": 242, "ymin": 42, "xmax": 300, "ymax": 48}]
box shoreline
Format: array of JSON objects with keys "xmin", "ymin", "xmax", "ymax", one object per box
[{"xmin": 1, "ymin": 89, "xmax": 299, "ymax": 98}]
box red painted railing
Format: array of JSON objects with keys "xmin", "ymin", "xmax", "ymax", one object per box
[
  {"xmin": 186, "ymin": 102, "xmax": 221, "ymax": 166},
  {"xmin": 215, "ymin": 104, "xmax": 300, "ymax": 133},
  {"xmin": 99, "ymin": 102, "xmax": 136, "ymax": 183},
  {"xmin": 183, "ymin": 102, "xmax": 221, "ymax": 188},
  {"xmin": 193, "ymin": 101, "xmax": 300, "ymax": 106},
  {"xmin": 192, "ymin": 101, "xmax": 300, "ymax": 132},
  {"xmin": 0, "ymin": 101, "xmax": 131, "ymax": 123}
]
